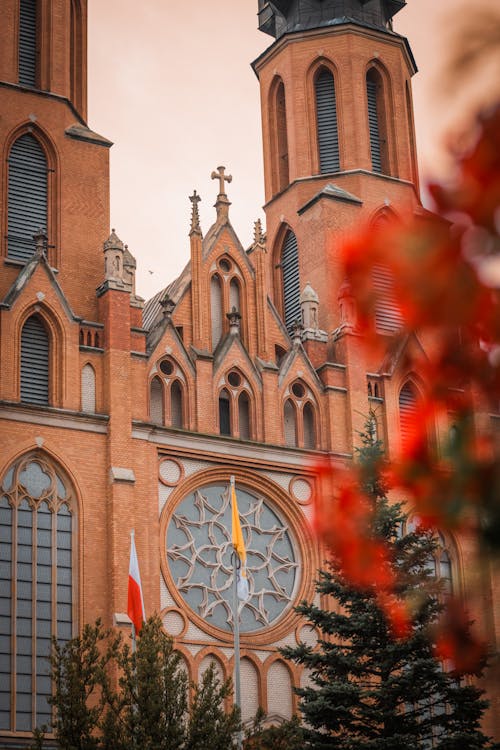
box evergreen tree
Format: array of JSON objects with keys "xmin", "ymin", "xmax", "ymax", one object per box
[
  {"xmin": 282, "ymin": 425, "xmax": 499, "ymax": 750},
  {"xmin": 244, "ymin": 708, "xmax": 304, "ymax": 750},
  {"xmin": 38, "ymin": 616, "xmax": 241, "ymax": 750},
  {"xmin": 185, "ymin": 663, "xmax": 240, "ymax": 750},
  {"xmin": 48, "ymin": 620, "xmax": 120, "ymax": 750}
]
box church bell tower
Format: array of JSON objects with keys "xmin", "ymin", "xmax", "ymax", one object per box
[{"xmin": 253, "ymin": 0, "xmax": 419, "ymax": 336}]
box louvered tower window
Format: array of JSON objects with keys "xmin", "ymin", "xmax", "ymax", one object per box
[
  {"xmin": 281, "ymin": 230, "xmax": 300, "ymax": 332},
  {"xmin": 8, "ymin": 134, "xmax": 48, "ymax": 262},
  {"xmin": 315, "ymin": 68, "xmax": 340, "ymax": 173},
  {"xmin": 19, "ymin": 0, "xmax": 38, "ymax": 87},
  {"xmin": 399, "ymin": 382, "xmax": 418, "ymax": 451},
  {"xmin": 0, "ymin": 454, "xmax": 75, "ymax": 733},
  {"xmin": 373, "ymin": 263, "xmax": 403, "ymax": 334},
  {"xmin": 366, "ymin": 69, "xmax": 389, "ymax": 175},
  {"xmin": 20, "ymin": 315, "xmax": 49, "ymax": 405},
  {"xmin": 274, "ymin": 80, "xmax": 289, "ymax": 193}
]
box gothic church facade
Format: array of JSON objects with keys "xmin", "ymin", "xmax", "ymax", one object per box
[{"xmin": 0, "ymin": 0, "xmax": 498, "ymax": 745}]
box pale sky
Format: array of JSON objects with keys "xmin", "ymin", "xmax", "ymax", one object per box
[{"xmin": 87, "ymin": 1, "xmax": 498, "ymax": 302}]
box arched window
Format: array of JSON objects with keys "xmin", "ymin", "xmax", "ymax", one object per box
[
  {"xmin": 267, "ymin": 660, "xmax": 293, "ymax": 720},
  {"xmin": 8, "ymin": 134, "xmax": 48, "ymax": 262},
  {"xmin": 219, "ymin": 389, "xmax": 231, "ymax": 436},
  {"xmin": 19, "ymin": 0, "xmax": 38, "ymax": 87},
  {"xmin": 81, "ymin": 364, "xmax": 96, "ymax": 413},
  {"xmin": 315, "ymin": 67, "xmax": 339, "ymax": 173},
  {"xmin": 20, "ymin": 315, "xmax": 49, "ymax": 405},
  {"xmin": 0, "ymin": 454, "xmax": 75, "ymax": 732},
  {"xmin": 303, "ymin": 402, "xmax": 316, "ymax": 449},
  {"xmin": 149, "ymin": 377, "xmax": 163, "ymax": 425},
  {"xmin": 170, "ymin": 380, "xmax": 184, "ymax": 429},
  {"xmin": 229, "ymin": 277, "xmax": 240, "ymax": 313},
  {"xmin": 211, "ymin": 274, "xmax": 223, "ymax": 349},
  {"xmin": 281, "ymin": 230, "xmax": 300, "ymax": 332},
  {"xmin": 366, "ymin": 68, "xmax": 389, "ymax": 175},
  {"xmin": 399, "ymin": 382, "xmax": 418, "ymax": 451},
  {"xmin": 435, "ymin": 533, "xmax": 453, "ymax": 595},
  {"xmin": 273, "ymin": 79, "xmax": 289, "ymax": 194},
  {"xmin": 238, "ymin": 392, "xmax": 250, "ymax": 441},
  {"xmin": 284, "ymin": 399, "xmax": 297, "ymax": 447}
]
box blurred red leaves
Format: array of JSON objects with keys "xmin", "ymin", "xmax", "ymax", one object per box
[{"xmin": 313, "ymin": 106, "xmax": 500, "ymax": 671}]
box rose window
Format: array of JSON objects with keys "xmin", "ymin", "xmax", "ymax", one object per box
[{"xmin": 166, "ymin": 484, "xmax": 299, "ymax": 633}]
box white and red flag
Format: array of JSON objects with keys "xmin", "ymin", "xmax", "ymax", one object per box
[{"xmin": 127, "ymin": 531, "xmax": 145, "ymax": 634}]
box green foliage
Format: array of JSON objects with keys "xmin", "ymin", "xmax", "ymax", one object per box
[
  {"xmin": 186, "ymin": 663, "xmax": 240, "ymax": 750},
  {"xmin": 35, "ymin": 615, "xmax": 241, "ymax": 750},
  {"xmin": 244, "ymin": 708, "xmax": 304, "ymax": 749},
  {"xmin": 282, "ymin": 425, "xmax": 499, "ymax": 750}
]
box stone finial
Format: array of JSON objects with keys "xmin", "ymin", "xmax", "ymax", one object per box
[
  {"xmin": 211, "ymin": 166, "xmax": 232, "ymax": 223},
  {"xmin": 103, "ymin": 228, "xmax": 125, "ymax": 282},
  {"xmin": 253, "ymin": 218, "xmax": 266, "ymax": 250},
  {"xmin": 160, "ymin": 294, "xmax": 176, "ymax": 319},
  {"xmin": 33, "ymin": 228, "xmax": 48, "ymax": 257},
  {"xmin": 291, "ymin": 319, "xmax": 304, "ymax": 346},
  {"xmin": 301, "ymin": 281, "xmax": 319, "ymax": 331},
  {"xmin": 189, "ymin": 190, "xmax": 202, "ymax": 235},
  {"xmin": 226, "ymin": 306, "xmax": 241, "ymax": 335}
]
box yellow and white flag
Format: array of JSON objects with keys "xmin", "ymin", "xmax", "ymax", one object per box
[{"xmin": 231, "ymin": 478, "xmax": 250, "ymax": 601}]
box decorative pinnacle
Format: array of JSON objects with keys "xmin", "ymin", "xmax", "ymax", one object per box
[
  {"xmin": 33, "ymin": 228, "xmax": 47, "ymax": 257},
  {"xmin": 189, "ymin": 190, "xmax": 202, "ymax": 235},
  {"xmin": 211, "ymin": 166, "xmax": 232, "ymax": 197},
  {"xmin": 291, "ymin": 319, "xmax": 304, "ymax": 345},
  {"xmin": 160, "ymin": 293, "xmax": 176, "ymax": 319},
  {"xmin": 253, "ymin": 218, "xmax": 265, "ymax": 248}
]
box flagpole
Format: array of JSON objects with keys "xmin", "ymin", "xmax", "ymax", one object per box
[
  {"xmin": 130, "ymin": 530, "xmax": 137, "ymax": 653},
  {"xmin": 231, "ymin": 476, "xmax": 243, "ymax": 750}
]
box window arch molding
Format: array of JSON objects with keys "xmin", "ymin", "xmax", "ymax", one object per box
[
  {"xmin": 306, "ymin": 57, "xmax": 342, "ymax": 175},
  {"xmin": 211, "ymin": 256, "xmax": 249, "ymax": 347},
  {"xmin": 268, "ymin": 75, "xmax": 290, "ymax": 195},
  {"xmin": 365, "ymin": 60, "xmax": 397, "ymax": 178},
  {"xmin": 215, "ymin": 368, "xmax": 256, "ymax": 440},
  {"xmin": 15, "ymin": 303, "xmax": 65, "ymax": 407},
  {"xmin": 152, "ymin": 356, "xmax": 190, "ymax": 429},
  {"xmin": 3, "ymin": 122, "xmax": 59, "ymax": 266},
  {"xmin": 282, "ymin": 379, "xmax": 320, "ymax": 449}
]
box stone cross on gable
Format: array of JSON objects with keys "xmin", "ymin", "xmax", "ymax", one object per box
[{"xmin": 211, "ymin": 165, "xmax": 232, "ymax": 197}]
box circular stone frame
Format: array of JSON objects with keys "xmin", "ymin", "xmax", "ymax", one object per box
[{"xmin": 159, "ymin": 467, "xmax": 317, "ymax": 646}]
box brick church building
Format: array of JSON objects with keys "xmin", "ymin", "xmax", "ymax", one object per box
[{"xmin": 0, "ymin": 0, "xmax": 498, "ymax": 745}]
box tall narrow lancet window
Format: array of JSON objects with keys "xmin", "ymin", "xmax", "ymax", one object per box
[
  {"xmin": 81, "ymin": 364, "xmax": 96, "ymax": 413},
  {"xmin": 229, "ymin": 278, "xmax": 240, "ymax": 313},
  {"xmin": 274, "ymin": 80, "xmax": 289, "ymax": 193},
  {"xmin": 211, "ymin": 274, "xmax": 223, "ymax": 349},
  {"xmin": 171, "ymin": 381, "xmax": 184, "ymax": 429},
  {"xmin": 219, "ymin": 389, "xmax": 231, "ymax": 436},
  {"xmin": 149, "ymin": 377, "xmax": 163, "ymax": 425},
  {"xmin": 19, "ymin": 0, "xmax": 38, "ymax": 87},
  {"xmin": 8, "ymin": 134, "xmax": 48, "ymax": 262},
  {"xmin": 315, "ymin": 68, "xmax": 340, "ymax": 173},
  {"xmin": 0, "ymin": 454, "xmax": 75, "ymax": 733},
  {"xmin": 303, "ymin": 402, "xmax": 316, "ymax": 449},
  {"xmin": 238, "ymin": 392, "xmax": 250, "ymax": 440},
  {"xmin": 20, "ymin": 315, "xmax": 49, "ymax": 405},
  {"xmin": 399, "ymin": 382, "xmax": 418, "ymax": 452},
  {"xmin": 284, "ymin": 399, "xmax": 297, "ymax": 447},
  {"xmin": 281, "ymin": 230, "xmax": 300, "ymax": 332},
  {"xmin": 366, "ymin": 68, "xmax": 389, "ymax": 175}
]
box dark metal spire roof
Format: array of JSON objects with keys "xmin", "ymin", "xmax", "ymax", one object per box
[{"xmin": 257, "ymin": 0, "xmax": 406, "ymax": 38}]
